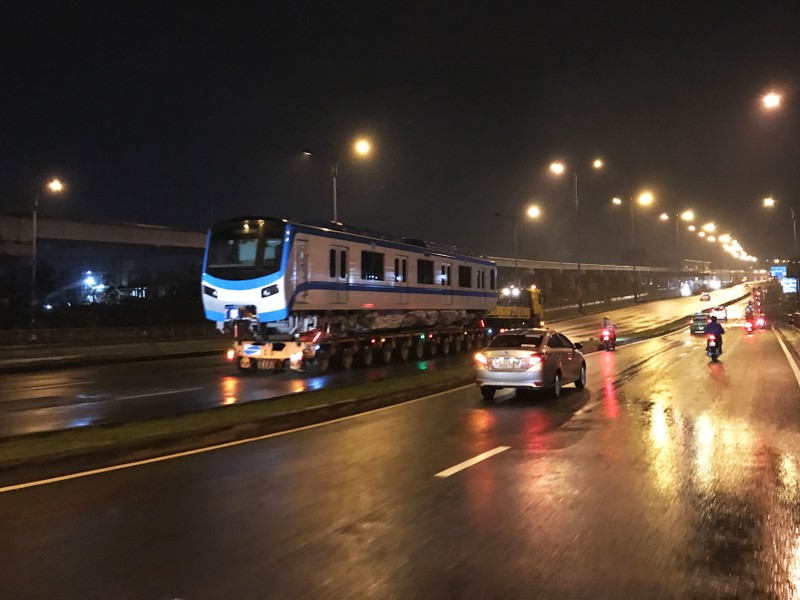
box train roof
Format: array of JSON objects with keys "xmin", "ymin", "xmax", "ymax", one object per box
[
  {"xmin": 296, "ymin": 218, "xmax": 478, "ymax": 257},
  {"xmin": 213, "ymin": 216, "xmax": 484, "ymax": 259}
]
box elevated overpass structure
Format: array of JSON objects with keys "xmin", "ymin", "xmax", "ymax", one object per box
[{"xmin": 0, "ymin": 214, "xmax": 741, "ymax": 314}]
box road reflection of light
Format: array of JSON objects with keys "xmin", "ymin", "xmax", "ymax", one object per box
[
  {"xmin": 288, "ymin": 379, "xmax": 308, "ymax": 394},
  {"xmin": 468, "ymin": 408, "xmax": 496, "ymax": 435},
  {"xmin": 600, "ymin": 352, "xmax": 619, "ymax": 419},
  {"xmin": 693, "ymin": 413, "xmax": 757, "ymax": 491},
  {"xmin": 779, "ymin": 454, "xmax": 799, "ymax": 503},
  {"xmin": 68, "ymin": 417, "xmax": 94, "ymax": 428},
  {"xmin": 221, "ymin": 376, "xmax": 238, "ymax": 405},
  {"xmin": 786, "ymin": 534, "xmax": 800, "ymax": 600},
  {"xmin": 694, "ymin": 413, "xmax": 715, "ymax": 488},
  {"xmin": 647, "ymin": 394, "xmax": 677, "ymax": 493},
  {"xmin": 523, "ymin": 411, "xmax": 551, "ymax": 452},
  {"xmin": 303, "ymin": 377, "xmax": 326, "ymax": 391}
]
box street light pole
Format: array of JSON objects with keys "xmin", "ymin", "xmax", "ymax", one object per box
[
  {"xmin": 573, "ymin": 171, "xmax": 583, "ymax": 313},
  {"xmin": 302, "ymin": 138, "xmax": 371, "ymax": 224},
  {"xmin": 551, "ymin": 159, "xmax": 603, "ymax": 314},
  {"xmin": 30, "ymin": 194, "xmax": 39, "ymax": 328},
  {"xmin": 30, "ymin": 178, "xmax": 64, "ymax": 328},
  {"xmin": 329, "ymin": 159, "xmax": 340, "ymax": 223},
  {"xmin": 493, "ymin": 205, "xmax": 542, "ymax": 287}
]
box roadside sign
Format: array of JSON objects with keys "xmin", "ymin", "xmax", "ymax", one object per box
[
  {"xmin": 782, "ymin": 277, "xmax": 797, "ymax": 294},
  {"xmin": 771, "ymin": 265, "xmax": 787, "ymax": 280}
]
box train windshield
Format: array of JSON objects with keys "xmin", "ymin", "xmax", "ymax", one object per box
[{"xmin": 206, "ymin": 219, "xmax": 285, "ymax": 280}]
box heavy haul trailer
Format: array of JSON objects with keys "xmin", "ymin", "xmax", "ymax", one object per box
[{"xmin": 227, "ymin": 322, "xmax": 491, "ymax": 374}]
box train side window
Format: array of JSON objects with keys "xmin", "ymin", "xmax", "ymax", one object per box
[
  {"xmin": 417, "ymin": 259, "xmax": 434, "ymax": 284},
  {"xmin": 441, "ymin": 264, "xmax": 451, "ymax": 286},
  {"xmin": 361, "ymin": 250, "xmax": 384, "ymax": 281},
  {"xmin": 403, "ymin": 259, "xmax": 408, "ymax": 283},
  {"xmin": 394, "ymin": 258, "xmax": 400, "ymax": 282},
  {"xmin": 490, "ymin": 269, "xmax": 496, "ymax": 290},
  {"xmin": 458, "ymin": 265, "xmax": 472, "ymax": 288},
  {"xmin": 340, "ymin": 250, "xmax": 347, "ymax": 279},
  {"xmin": 329, "ymin": 249, "xmax": 336, "ymax": 278}
]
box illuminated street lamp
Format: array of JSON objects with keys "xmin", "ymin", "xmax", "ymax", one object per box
[
  {"xmin": 550, "ymin": 158, "xmax": 603, "ymax": 312},
  {"xmin": 611, "ymin": 191, "xmax": 655, "ymax": 247},
  {"xmin": 762, "ymin": 196, "xmax": 797, "ymax": 256},
  {"xmin": 31, "ymin": 178, "xmax": 65, "ymax": 328},
  {"xmin": 302, "ymin": 137, "xmax": 373, "ymax": 223},
  {"xmin": 762, "ymin": 92, "xmax": 782, "ymax": 110},
  {"xmin": 658, "ymin": 207, "xmax": 695, "ymax": 271},
  {"xmin": 702, "ymin": 222, "xmax": 716, "ymax": 233},
  {"xmin": 493, "ymin": 204, "xmax": 543, "ymax": 286}
]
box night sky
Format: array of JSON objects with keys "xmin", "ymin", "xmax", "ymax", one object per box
[{"xmin": 3, "ymin": 2, "xmax": 799, "ymax": 265}]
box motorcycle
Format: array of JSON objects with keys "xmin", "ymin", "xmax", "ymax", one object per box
[
  {"xmin": 601, "ymin": 328, "xmax": 616, "ymax": 351},
  {"xmin": 706, "ymin": 334, "xmax": 721, "ymax": 362},
  {"xmin": 744, "ymin": 320, "xmax": 754, "ymax": 335},
  {"xmin": 756, "ymin": 315, "xmax": 766, "ymax": 329}
]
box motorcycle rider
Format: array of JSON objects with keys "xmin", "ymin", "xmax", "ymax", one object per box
[
  {"xmin": 602, "ymin": 316, "xmax": 617, "ymax": 342},
  {"xmin": 703, "ymin": 315, "xmax": 725, "ymax": 353},
  {"xmin": 744, "ymin": 301, "xmax": 754, "ymax": 320}
]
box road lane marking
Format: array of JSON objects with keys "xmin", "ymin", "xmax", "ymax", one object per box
[
  {"xmin": 116, "ymin": 387, "xmax": 204, "ymax": 400},
  {"xmin": 0, "ymin": 385, "xmax": 475, "ymax": 493},
  {"xmin": 574, "ymin": 400, "xmax": 600, "ymax": 416},
  {"xmin": 434, "ymin": 446, "xmax": 510, "ymax": 478},
  {"xmin": 6, "ymin": 380, "xmax": 94, "ymax": 393},
  {"xmin": 775, "ymin": 328, "xmax": 800, "ymax": 390}
]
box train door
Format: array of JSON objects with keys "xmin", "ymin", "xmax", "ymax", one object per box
[
  {"xmin": 328, "ymin": 245, "xmax": 349, "ymax": 304},
  {"xmin": 441, "ymin": 262, "xmax": 453, "ymax": 305},
  {"xmin": 395, "ymin": 255, "xmax": 409, "ymax": 304},
  {"xmin": 294, "ymin": 239, "xmax": 309, "ymax": 304}
]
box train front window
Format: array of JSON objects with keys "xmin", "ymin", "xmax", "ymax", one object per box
[{"xmin": 206, "ymin": 220, "xmax": 285, "ymax": 280}]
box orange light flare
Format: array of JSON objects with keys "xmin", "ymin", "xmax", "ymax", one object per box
[
  {"xmin": 221, "ymin": 376, "xmax": 239, "ymax": 405},
  {"xmin": 601, "ymin": 351, "xmax": 619, "ymax": 419},
  {"xmin": 523, "ymin": 411, "xmax": 552, "ymax": 452}
]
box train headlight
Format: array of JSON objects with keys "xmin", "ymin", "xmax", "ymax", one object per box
[
  {"xmin": 203, "ymin": 285, "xmax": 218, "ymax": 298},
  {"xmin": 261, "ymin": 284, "xmax": 279, "ymax": 298}
]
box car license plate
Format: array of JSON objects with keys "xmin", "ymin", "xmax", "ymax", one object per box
[
  {"xmin": 708, "ymin": 342, "xmax": 716, "ymax": 347},
  {"xmin": 492, "ymin": 357, "xmax": 519, "ymax": 369}
]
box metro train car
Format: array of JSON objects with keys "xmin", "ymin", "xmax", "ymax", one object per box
[{"xmin": 201, "ymin": 217, "xmax": 498, "ymax": 337}]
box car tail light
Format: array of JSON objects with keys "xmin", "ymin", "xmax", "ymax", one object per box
[
  {"xmin": 226, "ymin": 348, "xmax": 235, "ymax": 361},
  {"xmin": 474, "ymin": 352, "xmax": 488, "ymax": 365},
  {"xmin": 528, "ymin": 354, "xmax": 543, "ymax": 367}
]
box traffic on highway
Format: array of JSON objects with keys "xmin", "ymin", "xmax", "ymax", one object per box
[{"xmin": 3, "ymin": 285, "xmax": 800, "ymax": 598}]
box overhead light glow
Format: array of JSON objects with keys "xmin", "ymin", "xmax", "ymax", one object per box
[{"xmin": 763, "ymin": 92, "xmax": 782, "ymax": 109}]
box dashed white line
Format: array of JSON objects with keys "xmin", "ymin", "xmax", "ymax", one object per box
[
  {"xmin": 434, "ymin": 446, "xmax": 510, "ymax": 478},
  {"xmin": 1, "ymin": 385, "xmax": 474, "ymax": 493},
  {"xmin": 116, "ymin": 387, "xmax": 204, "ymax": 400}
]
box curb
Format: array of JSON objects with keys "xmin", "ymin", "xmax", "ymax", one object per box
[{"xmin": 0, "ymin": 376, "xmax": 473, "ymax": 486}]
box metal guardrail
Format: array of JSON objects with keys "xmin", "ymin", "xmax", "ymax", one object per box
[{"xmin": 0, "ymin": 323, "xmax": 220, "ymax": 346}]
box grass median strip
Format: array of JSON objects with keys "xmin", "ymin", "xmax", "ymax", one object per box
[{"xmin": 0, "ymin": 364, "xmax": 474, "ymax": 468}]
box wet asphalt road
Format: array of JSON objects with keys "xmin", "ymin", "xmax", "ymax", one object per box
[
  {"xmin": 0, "ymin": 285, "xmax": 751, "ymax": 438},
  {"xmin": 2, "ymin": 318, "xmax": 800, "ymax": 598}
]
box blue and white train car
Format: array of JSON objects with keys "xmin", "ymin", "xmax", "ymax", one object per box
[{"xmin": 202, "ymin": 216, "xmax": 498, "ymax": 335}]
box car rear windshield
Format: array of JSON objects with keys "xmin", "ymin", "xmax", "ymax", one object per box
[
  {"xmin": 488, "ymin": 334, "xmax": 543, "ymax": 348},
  {"xmin": 693, "ymin": 316, "xmax": 708, "ymax": 322}
]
